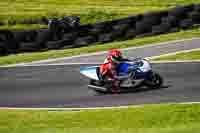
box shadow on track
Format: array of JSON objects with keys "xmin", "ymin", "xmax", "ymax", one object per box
[{"xmin": 94, "ymin": 84, "xmax": 171, "ymax": 96}]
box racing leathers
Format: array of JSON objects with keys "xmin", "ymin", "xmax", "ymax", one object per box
[{"xmin": 100, "ymin": 56, "xmax": 131, "ymax": 93}]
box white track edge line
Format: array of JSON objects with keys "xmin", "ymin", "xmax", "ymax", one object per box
[
  {"xmin": 147, "ymin": 48, "xmax": 200, "ymax": 60},
  {"xmin": 0, "ymin": 102, "xmax": 200, "ymax": 111},
  {"xmin": 1, "ymin": 60, "xmax": 200, "ymax": 68},
  {"xmin": 1, "ymin": 59, "xmax": 200, "ymax": 68}
]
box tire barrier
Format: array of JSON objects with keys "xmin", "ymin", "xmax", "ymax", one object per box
[
  {"xmin": 194, "ymin": 4, "xmax": 200, "ymax": 12},
  {"xmin": 74, "ymin": 36, "xmax": 97, "ymax": 46},
  {"xmin": 1, "ymin": 4, "xmax": 200, "ymax": 56},
  {"xmin": 34, "ymin": 29, "xmax": 52, "ymax": 49},
  {"xmin": 19, "ymin": 42, "xmax": 41, "ymax": 52},
  {"xmin": 124, "ymin": 28, "xmax": 136, "ymax": 40},
  {"xmin": 142, "ymin": 11, "xmax": 167, "ymax": 26},
  {"xmin": 135, "ymin": 21, "xmax": 152, "ymax": 35},
  {"xmin": 189, "ymin": 11, "xmax": 200, "ymax": 23},
  {"xmin": 0, "ymin": 30, "xmax": 20, "ymax": 55},
  {"xmin": 91, "ymin": 21, "xmax": 114, "ymax": 35},
  {"xmin": 179, "ymin": 19, "xmax": 193, "ymax": 29},
  {"xmin": 13, "ymin": 30, "xmax": 38, "ymax": 43},
  {"xmin": 98, "ymin": 33, "xmax": 115, "ymax": 43},
  {"xmin": 47, "ymin": 16, "xmax": 80, "ymax": 40},
  {"xmin": 152, "ymin": 23, "xmax": 171, "ymax": 35},
  {"xmin": 76, "ymin": 24, "xmax": 93, "ymax": 37},
  {"xmin": 168, "ymin": 5, "xmax": 193, "ymax": 20},
  {"xmin": 162, "ymin": 15, "xmax": 179, "ymax": 28}
]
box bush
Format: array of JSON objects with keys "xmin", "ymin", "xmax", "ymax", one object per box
[{"xmin": 79, "ymin": 8, "xmax": 118, "ymax": 24}]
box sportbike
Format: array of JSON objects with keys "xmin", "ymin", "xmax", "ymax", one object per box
[{"xmin": 80, "ymin": 58, "xmax": 163, "ymax": 93}]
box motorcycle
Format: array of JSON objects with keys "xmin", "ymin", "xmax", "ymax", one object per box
[{"xmin": 80, "ymin": 58, "xmax": 163, "ymax": 93}]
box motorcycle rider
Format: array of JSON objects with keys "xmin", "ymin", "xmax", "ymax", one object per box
[{"xmin": 100, "ymin": 49, "xmax": 132, "ymax": 93}]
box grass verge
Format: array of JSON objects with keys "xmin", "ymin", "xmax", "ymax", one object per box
[
  {"xmin": 0, "ymin": 24, "xmax": 47, "ymax": 30},
  {"xmin": 1, "ymin": 0, "xmax": 200, "ymax": 29},
  {"xmin": 0, "ymin": 103, "xmax": 200, "ymax": 133},
  {"xmin": 152, "ymin": 49, "xmax": 200, "ymax": 61},
  {"xmin": 1, "ymin": 28, "xmax": 200, "ymax": 66}
]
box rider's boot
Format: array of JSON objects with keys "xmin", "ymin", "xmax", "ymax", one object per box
[{"xmin": 111, "ymin": 80, "xmax": 121, "ymax": 94}]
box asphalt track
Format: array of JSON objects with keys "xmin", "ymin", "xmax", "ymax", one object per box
[
  {"xmin": 0, "ymin": 62, "xmax": 200, "ymax": 108},
  {"xmin": 0, "ymin": 38, "xmax": 200, "ymax": 108}
]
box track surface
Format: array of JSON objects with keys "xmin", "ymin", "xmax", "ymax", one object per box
[
  {"xmin": 1, "ymin": 38, "xmax": 200, "ymax": 108},
  {"xmin": 1, "ymin": 62, "xmax": 200, "ymax": 108}
]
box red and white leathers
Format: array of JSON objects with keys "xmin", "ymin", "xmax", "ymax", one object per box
[
  {"xmin": 100, "ymin": 56, "xmax": 120, "ymax": 93},
  {"xmin": 100, "ymin": 49, "xmax": 131, "ymax": 93}
]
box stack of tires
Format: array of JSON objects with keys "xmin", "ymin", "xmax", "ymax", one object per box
[
  {"xmin": 46, "ymin": 16, "xmax": 81, "ymax": 49},
  {"xmin": 14, "ymin": 29, "xmax": 49, "ymax": 52},
  {"xmin": 152, "ymin": 4, "xmax": 195, "ymax": 35},
  {"xmin": 0, "ymin": 30, "xmax": 19, "ymax": 55},
  {"xmin": 135, "ymin": 11, "xmax": 166, "ymax": 37},
  {"xmin": 188, "ymin": 4, "xmax": 200, "ymax": 26}
]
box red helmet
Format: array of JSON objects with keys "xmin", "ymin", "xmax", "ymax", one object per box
[{"xmin": 109, "ymin": 49, "xmax": 122, "ymax": 64}]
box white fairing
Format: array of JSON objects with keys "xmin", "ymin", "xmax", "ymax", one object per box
[
  {"xmin": 138, "ymin": 60, "xmax": 151, "ymax": 72},
  {"xmin": 80, "ymin": 66, "xmax": 99, "ymax": 80}
]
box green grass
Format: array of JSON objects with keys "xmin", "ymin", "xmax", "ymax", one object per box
[
  {"xmin": 152, "ymin": 49, "xmax": 200, "ymax": 61},
  {"xmin": 1, "ymin": 0, "xmax": 200, "ymax": 29},
  {"xmin": 1, "ymin": 27, "xmax": 200, "ymax": 66},
  {"xmin": 0, "ymin": 24, "xmax": 47, "ymax": 30},
  {"xmin": 1, "ymin": 103, "xmax": 200, "ymax": 133}
]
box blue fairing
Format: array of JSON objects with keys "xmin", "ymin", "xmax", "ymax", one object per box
[
  {"xmin": 80, "ymin": 62, "xmax": 152, "ymax": 81},
  {"xmin": 117, "ymin": 62, "xmax": 151, "ymax": 80},
  {"xmin": 117, "ymin": 63, "xmax": 137, "ymax": 75},
  {"xmin": 117, "ymin": 63, "xmax": 131, "ymax": 75}
]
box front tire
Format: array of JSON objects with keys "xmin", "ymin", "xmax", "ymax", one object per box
[{"xmin": 144, "ymin": 72, "xmax": 163, "ymax": 88}]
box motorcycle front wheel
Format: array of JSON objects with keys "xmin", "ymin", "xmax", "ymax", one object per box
[{"xmin": 144, "ymin": 72, "xmax": 163, "ymax": 88}]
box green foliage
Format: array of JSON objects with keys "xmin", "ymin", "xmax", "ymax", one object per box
[
  {"xmin": 0, "ymin": 0, "xmax": 200, "ymax": 29},
  {"xmin": 79, "ymin": 8, "xmax": 119, "ymax": 24},
  {"xmin": 0, "ymin": 24, "xmax": 47, "ymax": 30}
]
